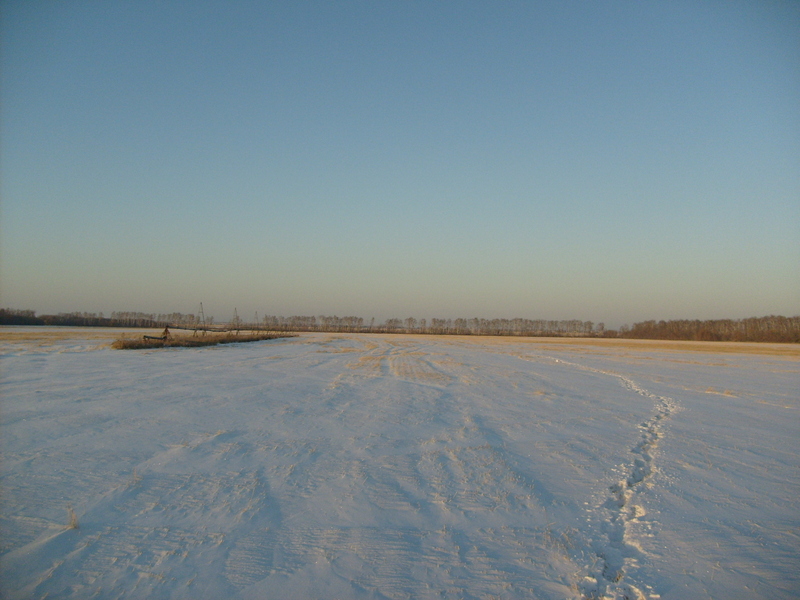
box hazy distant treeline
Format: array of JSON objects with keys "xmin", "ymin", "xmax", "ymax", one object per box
[
  {"xmin": 618, "ymin": 316, "xmax": 800, "ymax": 343},
  {"xmin": 259, "ymin": 315, "xmax": 601, "ymax": 337},
  {"xmin": 221, "ymin": 314, "xmax": 800, "ymax": 341},
  {"xmin": 2, "ymin": 308, "xmax": 798, "ymax": 342},
  {"xmin": 0, "ymin": 309, "xmax": 200, "ymax": 329},
  {"xmin": 0, "ymin": 309, "xmax": 41, "ymax": 325}
]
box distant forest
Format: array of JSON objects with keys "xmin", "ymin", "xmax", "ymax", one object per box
[{"xmin": 2, "ymin": 308, "xmax": 798, "ymax": 343}]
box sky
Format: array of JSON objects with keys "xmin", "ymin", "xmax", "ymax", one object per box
[{"xmin": 1, "ymin": 1, "xmax": 798, "ymax": 327}]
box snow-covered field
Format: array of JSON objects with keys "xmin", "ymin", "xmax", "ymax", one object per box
[{"xmin": 1, "ymin": 327, "xmax": 798, "ymax": 600}]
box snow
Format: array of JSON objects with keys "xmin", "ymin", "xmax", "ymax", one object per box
[{"xmin": 1, "ymin": 328, "xmax": 798, "ymax": 599}]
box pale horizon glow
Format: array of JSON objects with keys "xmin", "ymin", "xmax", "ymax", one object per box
[{"xmin": 1, "ymin": 1, "xmax": 798, "ymax": 328}]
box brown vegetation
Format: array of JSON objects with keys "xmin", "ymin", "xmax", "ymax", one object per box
[
  {"xmin": 461, "ymin": 334, "xmax": 800, "ymax": 357},
  {"xmin": 111, "ymin": 332, "xmax": 294, "ymax": 350}
]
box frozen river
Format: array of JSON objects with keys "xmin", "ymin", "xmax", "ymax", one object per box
[{"xmin": 1, "ymin": 328, "xmax": 798, "ymax": 599}]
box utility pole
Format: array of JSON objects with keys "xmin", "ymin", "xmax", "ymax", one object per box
[{"xmin": 197, "ymin": 303, "xmax": 207, "ymax": 336}]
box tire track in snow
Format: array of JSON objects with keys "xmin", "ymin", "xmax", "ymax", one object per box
[{"xmin": 522, "ymin": 355, "xmax": 681, "ymax": 600}]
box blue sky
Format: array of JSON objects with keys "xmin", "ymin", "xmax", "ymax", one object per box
[{"xmin": 1, "ymin": 1, "xmax": 798, "ymax": 326}]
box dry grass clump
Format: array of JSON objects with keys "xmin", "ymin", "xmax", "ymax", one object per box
[
  {"xmin": 66, "ymin": 505, "xmax": 79, "ymax": 529},
  {"xmin": 112, "ymin": 332, "xmax": 294, "ymax": 350}
]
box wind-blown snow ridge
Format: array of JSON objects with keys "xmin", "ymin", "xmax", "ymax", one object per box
[{"xmin": 534, "ymin": 357, "xmax": 681, "ymax": 600}]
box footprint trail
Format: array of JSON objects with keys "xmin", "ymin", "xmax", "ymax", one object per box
[{"xmin": 525, "ymin": 355, "xmax": 681, "ymax": 600}]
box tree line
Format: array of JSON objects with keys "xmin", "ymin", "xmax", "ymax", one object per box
[
  {"xmin": 0, "ymin": 309, "xmax": 200, "ymax": 329},
  {"xmin": 618, "ymin": 316, "xmax": 800, "ymax": 343},
  {"xmin": 2, "ymin": 308, "xmax": 798, "ymax": 342},
  {"xmin": 258, "ymin": 315, "xmax": 601, "ymax": 337}
]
